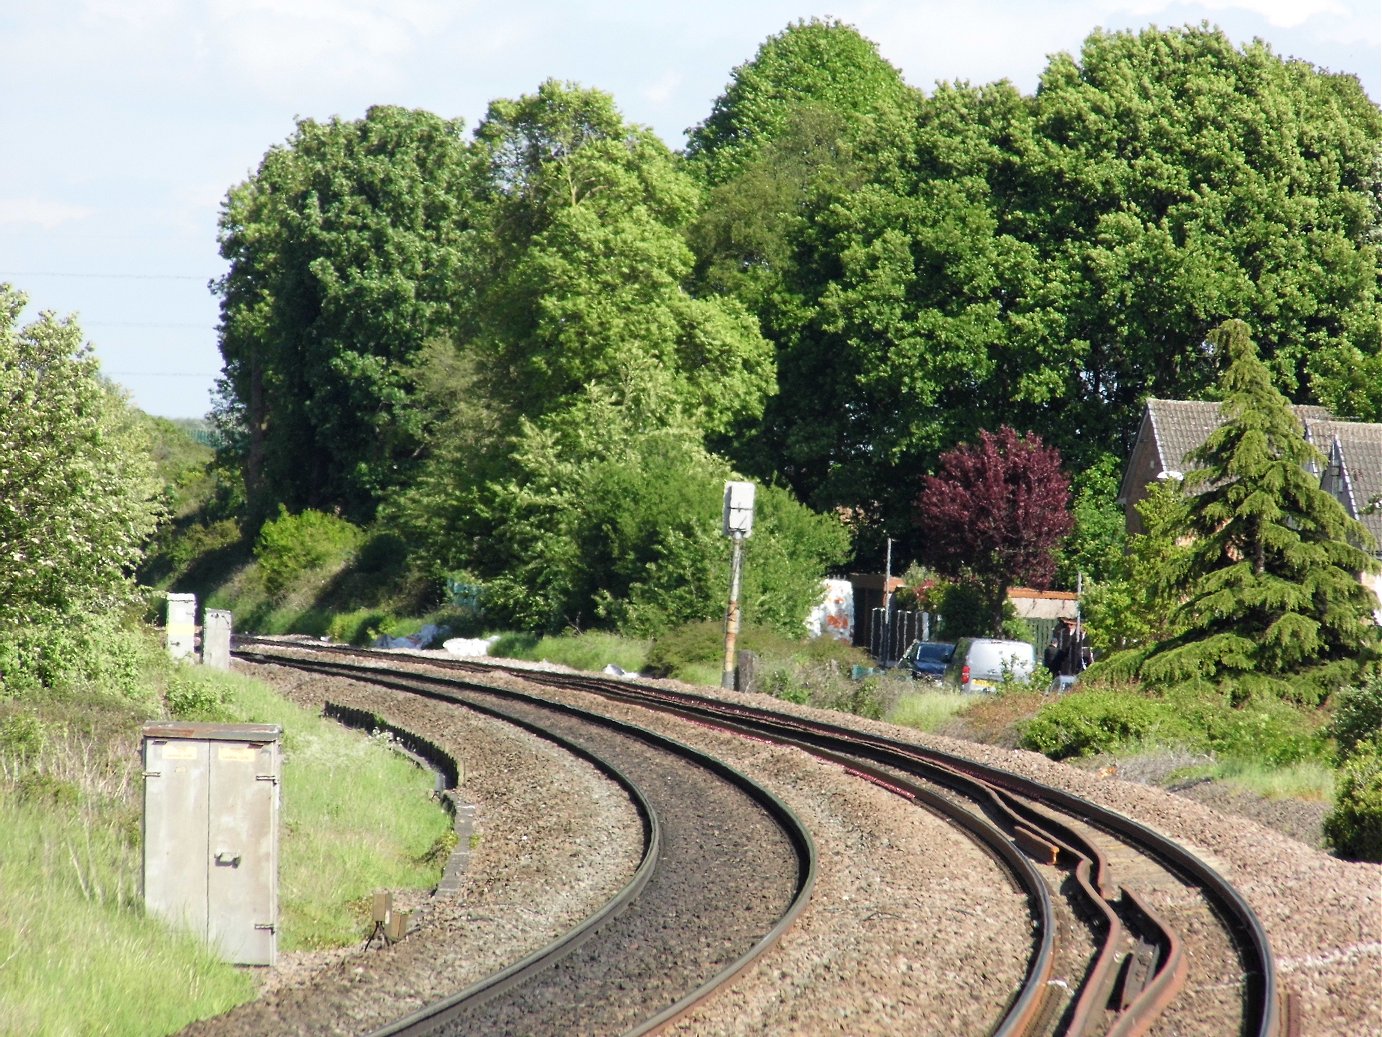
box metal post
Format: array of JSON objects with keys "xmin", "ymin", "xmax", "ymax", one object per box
[
  {"xmin": 882, "ymin": 538, "xmax": 893, "ymax": 662},
  {"xmin": 722, "ymin": 532, "xmax": 745, "ymax": 690}
]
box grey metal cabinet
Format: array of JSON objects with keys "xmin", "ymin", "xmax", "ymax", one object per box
[{"xmin": 141, "ymin": 722, "xmax": 282, "ymax": 965}]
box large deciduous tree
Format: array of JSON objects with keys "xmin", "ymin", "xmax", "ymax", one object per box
[
  {"xmin": 0, "ymin": 285, "xmax": 162, "ymax": 631},
  {"xmin": 214, "ymin": 105, "xmax": 475, "ymax": 524},
  {"xmin": 913, "ymin": 426, "xmax": 1073, "ymax": 634},
  {"xmin": 718, "ymin": 22, "xmax": 1382, "ymax": 569},
  {"xmin": 684, "ymin": 19, "xmax": 927, "ymax": 559},
  {"xmin": 1135, "ymin": 320, "xmax": 1381, "ymax": 701},
  {"xmin": 1027, "ymin": 25, "xmax": 1382, "ymax": 452},
  {"xmin": 466, "ymin": 80, "xmax": 775, "ymax": 440},
  {"xmin": 685, "ymin": 17, "xmax": 919, "ymax": 186},
  {"xmin": 386, "ymin": 82, "xmax": 809, "ymax": 635}
]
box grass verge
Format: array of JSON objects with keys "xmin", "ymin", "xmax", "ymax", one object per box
[
  {"xmin": 0, "ymin": 666, "xmax": 453, "ymax": 1034},
  {"xmin": 885, "ymin": 689, "xmax": 974, "ymax": 732}
]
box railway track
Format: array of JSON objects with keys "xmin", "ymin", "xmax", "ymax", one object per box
[
  {"xmin": 232, "ymin": 639, "xmax": 1293, "ymax": 1036},
  {"xmin": 233, "ymin": 646, "xmax": 814, "ymax": 1036}
]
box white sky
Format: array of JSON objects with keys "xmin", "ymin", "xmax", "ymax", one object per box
[{"xmin": 2, "ymin": 0, "xmax": 1378, "ymax": 419}]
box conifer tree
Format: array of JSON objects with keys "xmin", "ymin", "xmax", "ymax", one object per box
[{"xmin": 1139, "ymin": 320, "xmax": 1381, "ymax": 700}]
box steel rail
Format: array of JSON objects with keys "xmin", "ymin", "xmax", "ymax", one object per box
[
  {"xmin": 233, "ymin": 648, "xmax": 817, "ymax": 1037},
  {"xmin": 579, "ymin": 682, "xmax": 1161, "ymax": 1037},
  {"xmin": 519, "ymin": 667, "xmax": 1281, "ymax": 1037},
  {"xmin": 235, "ymin": 642, "xmax": 1060, "ymax": 1037},
  {"xmin": 232, "ymin": 639, "xmax": 1281, "ymax": 1035}
]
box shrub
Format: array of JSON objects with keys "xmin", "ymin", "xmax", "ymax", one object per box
[
  {"xmin": 1326, "ymin": 678, "xmax": 1382, "ymax": 763},
  {"xmin": 0, "ymin": 710, "xmax": 49, "ymax": 763},
  {"xmin": 644, "ymin": 620, "xmax": 729, "ymax": 678},
  {"xmin": 1323, "ymin": 736, "xmax": 1382, "ymax": 862},
  {"xmin": 254, "ymin": 507, "xmax": 364, "ymax": 598},
  {"xmin": 0, "ymin": 612, "xmax": 154, "ymax": 702},
  {"xmin": 1019, "ymin": 689, "xmax": 1182, "ymax": 759},
  {"xmin": 1198, "ymin": 698, "xmax": 1325, "ymax": 767},
  {"xmin": 165, "ymin": 668, "xmax": 234, "ymax": 722},
  {"xmin": 326, "ymin": 609, "xmax": 391, "ymax": 646},
  {"xmin": 160, "ymin": 517, "xmax": 244, "ymax": 583}
]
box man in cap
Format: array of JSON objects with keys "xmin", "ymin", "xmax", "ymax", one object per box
[{"xmin": 1043, "ymin": 615, "xmax": 1093, "ymax": 692}]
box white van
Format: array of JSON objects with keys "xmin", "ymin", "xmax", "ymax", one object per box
[{"xmin": 945, "ymin": 638, "xmax": 1036, "ymax": 693}]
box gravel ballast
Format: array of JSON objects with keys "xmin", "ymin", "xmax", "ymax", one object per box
[{"xmin": 190, "ymin": 655, "xmax": 1381, "ymax": 1037}]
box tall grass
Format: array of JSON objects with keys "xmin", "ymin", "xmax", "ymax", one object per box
[
  {"xmin": 0, "ymin": 667, "xmax": 454, "ymax": 1034},
  {"xmin": 886, "ymin": 689, "xmax": 974, "ymax": 732},
  {"xmin": 1193, "ymin": 758, "xmax": 1335, "ymax": 801},
  {"xmin": 491, "ymin": 630, "xmax": 649, "ymax": 675},
  {"xmin": 0, "ymin": 800, "xmax": 256, "ymax": 1036}
]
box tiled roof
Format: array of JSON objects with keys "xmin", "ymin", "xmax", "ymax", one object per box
[
  {"xmin": 1145, "ymin": 399, "xmax": 1332, "ymax": 478},
  {"xmin": 1143, "ymin": 399, "xmax": 1382, "ymax": 544},
  {"xmin": 1308, "ymin": 419, "xmax": 1382, "ymax": 542}
]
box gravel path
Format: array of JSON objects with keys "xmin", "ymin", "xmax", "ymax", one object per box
[{"xmin": 190, "ymin": 655, "xmax": 1381, "ymax": 1037}]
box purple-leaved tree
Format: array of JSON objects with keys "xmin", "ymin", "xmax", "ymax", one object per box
[{"xmin": 914, "ymin": 426, "xmax": 1074, "ymax": 635}]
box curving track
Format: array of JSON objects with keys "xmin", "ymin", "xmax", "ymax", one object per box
[
  {"xmin": 230, "ymin": 639, "xmax": 1294, "ymax": 1037},
  {"xmin": 233, "ymin": 646, "xmax": 815, "ymax": 1036}
]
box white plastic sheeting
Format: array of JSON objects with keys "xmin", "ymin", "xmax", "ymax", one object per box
[{"xmin": 805, "ymin": 578, "xmax": 854, "ymax": 642}]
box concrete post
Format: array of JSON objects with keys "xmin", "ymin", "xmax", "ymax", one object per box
[
  {"xmin": 202, "ymin": 609, "xmax": 233, "ymax": 670},
  {"xmin": 166, "ymin": 593, "xmax": 197, "ymax": 661}
]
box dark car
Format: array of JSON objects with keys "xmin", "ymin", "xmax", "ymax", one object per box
[{"xmin": 894, "ymin": 640, "xmax": 956, "ymax": 682}]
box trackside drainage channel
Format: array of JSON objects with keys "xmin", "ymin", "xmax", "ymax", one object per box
[{"xmin": 323, "ymin": 701, "xmax": 475, "ymax": 896}]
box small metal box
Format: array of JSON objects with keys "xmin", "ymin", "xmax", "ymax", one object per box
[{"xmin": 141, "ymin": 722, "xmax": 282, "ymax": 965}]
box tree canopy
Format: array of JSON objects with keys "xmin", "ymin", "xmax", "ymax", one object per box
[
  {"xmin": 466, "ymin": 80, "xmax": 775, "ymax": 440},
  {"xmin": 913, "ymin": 426, "xmax": 1074, "ymax": 633},
  {"xmin": 214, "ymin": 105, "xmax": 475, "ymax": 523},
  {"xmin": 0, "ymin": 286, "xmax": 162, "ymax": 630},
  {"xmin": 206, "ymin": 17, "xmax": 1382, "ymax": 641}
]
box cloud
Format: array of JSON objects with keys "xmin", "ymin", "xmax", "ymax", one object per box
[
  {"xmin": 0, "ymin": 199, "xmax": 96, "ymax": 229},
  {"xmin": 1117, "ymin": 0, "xmax": 1349, "ymax": 30},
  {"xmin": 202, "ymin": 0, "xmax": 467, "ymax": 102}
]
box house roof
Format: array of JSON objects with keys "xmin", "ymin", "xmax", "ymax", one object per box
[
  {"xmin": 1123, "ymin": 398, "xmax": 1382, "ymax": 545},
  {"xmin": 1144, "ymin": 399, "xmax": 1332, "ymax": 479}
]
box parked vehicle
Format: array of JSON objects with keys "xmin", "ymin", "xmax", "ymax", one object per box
[
  {"xmin": 945, "ymin": 638, "xmax": 1036, "ymax": 693},
  {"xmin": 893, "ymin": 640, "xmax": 956, "ymax": 683}
]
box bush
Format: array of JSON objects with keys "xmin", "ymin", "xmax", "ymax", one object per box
[
  {"xmin": 165, "ymin": 668, "xmax": 234, "ymax": 721},
  {"xmin": 1326, "ymin": 678, "xmax": 1382, "ymax": 763},
  {"xmin": 758, "ymin": 660, "xmax": 899, "ymax": 720},
  {"xmin": 254, "ymin": 507, "xmax": 364, "ymax": 598},
  {"xmin": 326, "ymin": 609, "xmax": 391, "ymax": 646},
  {"xmin": 1019, "ymin": 689, "xmax": 1183, "ymax": 759},
  {"xmin": 1323, "ymin": 736, "xmax": 1382, "ymax": 861},
  {"xmin": 1198, "ymin": 697, "xmax": 1325, "ymax": 767},
  {"xmin": 0, "ymin": 612, "xmax": 155, "ymax": 702},
  {"xmin": 644, "ymin": 620, "xmax": 731, "ymax": 678},
  {"xmin": 0, "ymin": 710, "xmax": 49, "ymax": 763}
]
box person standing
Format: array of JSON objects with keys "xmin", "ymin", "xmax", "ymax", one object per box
[{"xmin": 1044, "ymin": 615, "xmax": 1092, "ymax": 691}]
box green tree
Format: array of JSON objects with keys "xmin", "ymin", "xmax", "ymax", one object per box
[
  {"xmin": 455, "ymin": 384, "xmax": 847, "ymax": 637},
  {"xmin": 213, "ymin": 105, "xmax": 475, "ymax": 523},
  {"xmin": 1080, "ymin": 481, "xmax": 1192, "ymax": 655},
  {"xmin": 1026, "ymin": 25, "xmax": 1382, "ymax": 461},
  {"xmin": 1058, "ymin": 454, "xmax": 1128, "ymax": 587},
  {"xmin": 0, "ymin": 286, "xmax": 163, "ymax": 630},
  {"xmin": 684, "ymin": 20, "xmax": 930, "ymax": 558},
  {"xmin": 466, "ymin": 80, "xmax": 775, "ymax": 441},
  {"xmin": 686, "ymin": 18, "xmax": 918, "ymax": 186},
  {"xmin": 1137, "ymin": 320, "xmax": 1381, "ymax": 700}
]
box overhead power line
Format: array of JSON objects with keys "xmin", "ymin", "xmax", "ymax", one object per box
[{"xmin": 0, "ymin": 270, "xmax": 204, "ymax": 280}]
